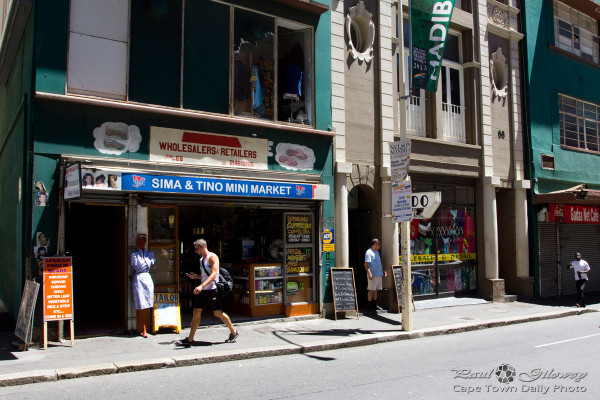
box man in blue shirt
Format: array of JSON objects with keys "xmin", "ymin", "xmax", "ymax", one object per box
[{"xmin": 364, "ymin": 238, "xmax": 387, "ymax": 312}]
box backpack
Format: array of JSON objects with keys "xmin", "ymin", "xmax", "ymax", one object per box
[{"xmin": 201, "ymin": 258, "xmax": 233, "ymax": 298}]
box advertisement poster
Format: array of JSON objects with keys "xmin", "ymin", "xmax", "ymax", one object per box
[
  {"xmin": 410, "ymin": 0, "xmax": 456, "ymax": 91},
  {"xmin": 149, "ymin": 127, "xmax": 268, "ymax": 170},
  {"xmin": 286, "ymin": 214, "xmax": 313, "ymax": 244},
  {"xmin": 43, "ymin": 257, "xmax": 74, "ymax": 322},
  {"xmin": 392, "ymin": 180, "xmax": 413, "ymax": 223},
  {"xmin": 64, "ymin": 162, "xmax": 82, "ymax": 200}
]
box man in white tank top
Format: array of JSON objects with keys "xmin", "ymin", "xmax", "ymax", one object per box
[{"xmin": 176, "ymin": 239, "xmax": 238, "ymax": 347}]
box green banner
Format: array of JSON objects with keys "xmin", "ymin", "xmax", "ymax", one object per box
[{"xmin": 410, "ymin": 0, "xmax": 456, "ymax": 92}]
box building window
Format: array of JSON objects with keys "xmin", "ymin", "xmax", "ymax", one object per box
[
  {"xmin": 67, "ymin": 0, "xmax": 314, "ymax": 126},
  {"xmin": 554, "ymin": 0, "xmax": 599, "ymax": 63},
  {"xmin": 559, "ymin": 94, "xmax": 600, "ymax": 152}
]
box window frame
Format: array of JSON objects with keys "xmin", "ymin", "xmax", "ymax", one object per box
[
  {"xmin": 66, "ymin": 0, "xmax": 316, "ymax": 127},
  {"xmin": 559, "ymin": 94, "xmax": 600, "ymax": 152},
  {"xmin": 553, "ymin": 0, "xmax": 599, "ymax": 64}
]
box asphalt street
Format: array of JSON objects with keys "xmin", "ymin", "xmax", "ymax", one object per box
[{"xmin": 1, "ymin": 312, "xmax": 597, "ymax": 400}]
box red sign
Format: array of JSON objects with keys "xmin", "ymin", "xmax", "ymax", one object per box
[
  {"xmin": 549, "ymin": 204, "xmax": 600, "ymax": 224},
  {"xmin": 43, "ymin": 257, "xmax": 74, "ymax": 321}
]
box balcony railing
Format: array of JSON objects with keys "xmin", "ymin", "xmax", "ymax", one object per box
[
  {"xmin": 442, "ymin": 103, "xmax": 466, "ymax": 143},
  {"xmin": 405, "ymin": 95, "xmax": 426, "ymax": 137}
]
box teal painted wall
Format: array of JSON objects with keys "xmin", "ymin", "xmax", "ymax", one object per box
[
  {"xmin": 523, "ymin": 0, "xmax": 600, "ymax": 194},
  {"xmin": 0, "ymin": 15, "xmax": 34, "ymax": 316},
  {"xmin": 35, "ymin": 0, "xmax": 69, "ymax": 94}
]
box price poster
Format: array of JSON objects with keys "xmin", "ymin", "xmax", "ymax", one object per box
[
  {"xmin": 286, "ymin": 247, "xmax": 312, "ymax": 274},
  {"xmin": 43, "ymin": 257, "xmax": 74, "ymax": 322}
]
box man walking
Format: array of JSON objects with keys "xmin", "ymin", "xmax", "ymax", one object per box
[
  {"xmin": 567, "ymin": 252, "xmax": 591, "ymax": 308},
  {"xmin": 364, "ymin": 238, "xmax": 387, "ymax": 312},
  {"xmin": 176, "ymin": 239, "xmax": 238, "ymax": 347}
]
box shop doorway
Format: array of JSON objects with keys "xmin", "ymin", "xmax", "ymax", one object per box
[
  {"xmin": 348, "ymin": 185, "xmax": 377, "ymax": 309},
  {"xmin": 65, "ymin": 203, "xmax": 127, "ymax": 336}
]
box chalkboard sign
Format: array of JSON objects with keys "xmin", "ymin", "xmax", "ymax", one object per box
[
  {"xmin": 285, "ymin": 247, "xmax": 312, "ymax": 274},
  {"xmin": 331, "ymin": 268, "xmax": 359, "ymax": 320},
  {"xmin": 286, "ymin": 214, "xmax": 312, "ymax": 244},
  {"xmin": 15, "ymin": 280, "xmax": 40, "ymax": 348},
  {"xmin": 392, "ymin": 265, "xmax": 415, "ymax": 313}
]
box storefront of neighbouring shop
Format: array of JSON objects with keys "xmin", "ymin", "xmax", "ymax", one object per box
[
  {"xmin": 534, "ymin": 194, "xmax": 600, "ymax": 298},
  {"xmin": 401, "ymin": 174, "xmax": 478, "ymax": 300}
]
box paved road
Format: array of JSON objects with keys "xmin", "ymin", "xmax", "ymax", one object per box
[{"xmin": 1, "ymin": 313, "xmax": 598, "ymax": 399}]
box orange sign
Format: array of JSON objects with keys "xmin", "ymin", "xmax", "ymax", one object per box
[{"xmin": 43, "ymin": 257, "xmax": 74, "ymax": 322}]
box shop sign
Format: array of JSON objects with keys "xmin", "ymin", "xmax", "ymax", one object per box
[
  {"xmin": 153, "ymin": 293, "xmax": 181, "ymax": 334},
  {"xmin": 120, "ymin": 173, "xmax": 330, "ymax": 200},
  {"xmin": 548, "ymin": 204, "xmax": 600, "ymax": 224},
  {"xmin": 149, "ymin": 127, "xmax": 268, "ymax": 170},
  {"xmin": 399, "ymin": 253, "xmax": 477, "ymax": 263},
  {"xmin": 43, "ymin": 257, "xmax": 73, "ymax": 322},
  {"xmin": 412, "ymin": 191, "xmax": 442, "ymax": 219},
  {"xmin": 322, "ymin": 229, "xmax": 334, "ymax": 251},
  {"xmin": 64, "ymin": 162, "xmax": 82, "ymax": 200}
]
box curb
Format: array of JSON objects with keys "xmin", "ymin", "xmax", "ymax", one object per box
[{"xmin": 0, "ymin": 308, "xmax": 596, "ymax": 387}]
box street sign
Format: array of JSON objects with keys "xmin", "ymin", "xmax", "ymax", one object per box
[{"xmin": 412, "ymin": 191, "xmax": 441, "ymax": 219}]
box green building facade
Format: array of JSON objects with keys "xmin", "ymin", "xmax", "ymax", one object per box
[{"xmin": 0, "ymin": 0, "xmax": 333, "ymax": 334}]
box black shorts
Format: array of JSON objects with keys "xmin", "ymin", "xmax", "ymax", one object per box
[{"xmin": 193, "ymin": 289, "xmax": 221, "ymax": 311}]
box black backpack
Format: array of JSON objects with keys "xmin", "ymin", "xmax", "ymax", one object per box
[{"xmin": 201, "ymin": 259, "xmax": 233, "ymax": 298}]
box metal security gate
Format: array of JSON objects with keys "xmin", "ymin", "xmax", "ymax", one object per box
[
  {"xmin": 538, "ymin": 223, "xmax": 559, "ymax": 297},
  {"xmin": 559, "ymin": 224, "xmax": 600, "ymax": 296}
]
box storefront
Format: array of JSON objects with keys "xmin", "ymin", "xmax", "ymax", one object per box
[
  {"xmin": 57, "ymin": 124, "xmax": 332, "ymax": 334},
  {"xmin": 536, "ymin": 203, "xmax": 600, "ymax": 298},
  {"xmin": 401, "ymin": 175, "xmax": 478, "ymax": 299}
]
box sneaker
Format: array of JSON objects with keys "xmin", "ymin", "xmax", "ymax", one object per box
[
  {"xmin": 175, "ymin": 338, "xmax": 193, "ymax": 348},
  {"xmin": 225, "ymin": 330, "xmax": 239, "ymax": 343},
  {"xmin": 375, "ymin": 305, "xmax": 385, "ymax": 312}
]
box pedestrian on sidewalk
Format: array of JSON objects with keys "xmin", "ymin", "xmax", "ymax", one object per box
[
  {"xmin": 567, "ymin": 252, "xmax": 591, "ymax": 308},
  {"xmin": 130, "ymin": 233, "xmax": 155, "ymax": 337},
  {"xmin": 364, "ymin": 238, "xmax": 387, "ymax": 312},
  {"xmin": 176, "ymin": 239, "xmax": 239, "ymax": 347}
]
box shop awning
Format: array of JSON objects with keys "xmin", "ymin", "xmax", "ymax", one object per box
[{"xmin": 534, "ymin": 184, "xmax": 600, "ymax": 206}]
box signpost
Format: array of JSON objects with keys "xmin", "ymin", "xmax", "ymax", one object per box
[{"xmin": 43, "ymin": 257, "xmax": 74, "ymax": 349}]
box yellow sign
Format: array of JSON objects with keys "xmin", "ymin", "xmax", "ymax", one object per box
[
  {"xmin": 153, "ymin": 293, "xmax": 181, "ymax": 334},
  {"xmin": 399, "ymin": 253, "xmax": 477, "ymax": 263}
]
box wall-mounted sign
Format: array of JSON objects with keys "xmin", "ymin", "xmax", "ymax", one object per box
[
  {"xmin": 150, "ymin": 127, "xmax": 268, "ymax": 170},
  {"xmin": 81, "ymin": 169, "xmax": 122, "ymax": 190},
  {"xmin": 549, "ymin": 204, "xmax": 600, "ymax": 224},
  {"xmin": 120, "ymin": 173, "xmax": 329, "ymax": 200},
  {"xmin": 322, "ymin": 229, "xmax": 334, "ymax": 251},
  {"xmin": 412, "ymin": 191, "xmax": 442, "ymax": 219},
  {"xmin": 285, "ymin": 214, "xmax": 313, "ymax": 243},
  {"xmin": 64, "ymin": 162, "xmax": 82, "ymax": 200}
]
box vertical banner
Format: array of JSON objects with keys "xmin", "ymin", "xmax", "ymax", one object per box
[
  {"xmin": 410, "ymin": 0, "xmax": 456, "ymax": 92},
  {"xmin": 390, "ymin": 140, "xmax": 412, "ymax": 223}
]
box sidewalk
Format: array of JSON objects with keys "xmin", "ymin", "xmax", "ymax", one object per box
[{"xmin": 1, "ymin": 294, "xmax": 598, "ymax": 387}]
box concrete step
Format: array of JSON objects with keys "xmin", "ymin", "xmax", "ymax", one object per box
[{"xmin": 504, "ymin": 294, "xmax": 517, "ymax": 303}]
